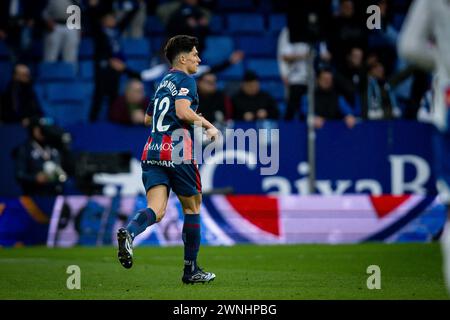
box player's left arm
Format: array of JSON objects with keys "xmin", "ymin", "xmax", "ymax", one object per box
[
  {"xmin": 175, "ymin": 99, "xmax": 219, "ymax": 140},
  {"xmin": 175, "ymin": 77, "xmax": 219, "ymax": 140},
  {"xmin": 175, "ymin": 99, "xmax": 213, "ymax": 128}
]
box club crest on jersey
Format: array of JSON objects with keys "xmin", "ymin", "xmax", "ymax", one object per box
[{"xmin": 178, "ymin": 88, "xmax": 190, "ymax": 96}]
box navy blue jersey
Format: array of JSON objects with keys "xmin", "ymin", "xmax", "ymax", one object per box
[{"xmin": 141, "ymin": 69, "xmax": 199, "ymax": 162}]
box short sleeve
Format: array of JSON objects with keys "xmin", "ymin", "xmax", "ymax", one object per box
[{"xmin": 175, "ymin": 76, "xmax": 197, "ymax": 102}]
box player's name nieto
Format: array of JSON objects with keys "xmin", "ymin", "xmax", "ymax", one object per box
[{"xmin": 142, "ymin": 160, "xmax": 175, "ymax": 167}]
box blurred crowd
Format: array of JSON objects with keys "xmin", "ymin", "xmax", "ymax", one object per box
[{"xmin": 0, "ymin": 0, "xmax": 432, "ymax": 132}]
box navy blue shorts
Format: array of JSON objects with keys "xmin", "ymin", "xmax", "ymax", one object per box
[{"xmin": 141, "ymin": 160, "xmax": 202, "ymax": 197}]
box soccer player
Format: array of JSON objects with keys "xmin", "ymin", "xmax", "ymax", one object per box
[
  {"xmin": 116, "ymin": 35, "xmax": 219, "ymax": 284},
  {"xmin": 398, "ymin": 0, "xmax": 450, "ymax": 293}
]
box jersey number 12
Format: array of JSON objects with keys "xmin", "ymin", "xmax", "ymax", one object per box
[{"xmin": 152, "ymin": 97, "xmax": 170, "ymax": 132}]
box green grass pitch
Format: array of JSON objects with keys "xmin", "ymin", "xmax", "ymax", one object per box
[{"xmin": 0, "ymin": 243, "xmax": 448, "ymax": 300}]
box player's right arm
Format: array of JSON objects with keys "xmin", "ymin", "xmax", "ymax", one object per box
[{"xmin": 144, "ymin": 114, "xmax": 152, "ymax": 127}]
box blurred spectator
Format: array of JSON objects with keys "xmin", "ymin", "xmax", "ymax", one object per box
[
  {"xmin": 387, "ymin": 65, "xmax": 430, "ymax": 120},
  {"xmin": 232, "ymin": 71, "xmax": 279, "ymax": 122},
  {"xmin": 42, "ymin": 0, "xmax": 81, "ymax": 63},
  {"xmin": 277, "ymin": 26, "xmax": 309, "ymax": 121},
  {"xmin": 156, "ymin": 0, "xmax": 182, "ymax": 26},
  {"xmin": 109, "ymin": 79, "xmax": 149, "ymax": 125},
  {"xmin": 197, "ymin": 72, "xmax": 233, "ymax": 124},
  {"xmin": 87, "ymin": 0, "xmax": 141, "ymax": 121},
  {"xmin": 366, "ymin": 61, "xmax": 398, "ymax": 120},
  {"xmin": 329, "ymin": 0, "xmax": 368, "ymax": 67},
  {"xmin": 14, "ymin": 118, "xmax": 68, "ymax": 196},
  {"xmin": 334, "ymin": 47, "xmax": 367, "ymax": 118},
  {"xmin": 367, "ymin": 0, "xmax": 399, "ymax": 75},
  {"xmin": 115, "ymin": 0, "xmax": 147, "ymax": 38},
  {"xmin": 277, "ymin": 24, "xmax": 332, "ymax": 121},
  {"xmin": 303, "ymin": 69, "xmax": 357, "ymax": 129},
  {"xmin": 0, "ymin": 64, "xmax": 42, "ymax": 125},
  {"xmin": 0, "ymin": 0, "xmax": 45, "ymax": 63},
  {"xmin": 166, "ymin": 0, "xmax": 210, "ymax": 53}
]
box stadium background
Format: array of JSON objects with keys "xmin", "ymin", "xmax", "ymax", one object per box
[{"xmin": 0, "ymin": 0, "xmax": 449, "ymax": 300}]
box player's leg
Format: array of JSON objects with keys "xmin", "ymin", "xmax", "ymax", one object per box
[
  {"xmin": 126, "ymin": 185, "xmax": 168, "ymax": 239},
  {"xmin": 171, "ymin": 163, "xmax": 215, "ymax": 284},
  {"xmin": 178, "ymin": 193, "xmax": 202, "ymax": 268},
  {"xmin": 117, "ymin": 164, "xmax": 169, "ymax": 269},
  {"xmin": 118, "ymin": 185, "xmax": 169, "ymax": 269}
]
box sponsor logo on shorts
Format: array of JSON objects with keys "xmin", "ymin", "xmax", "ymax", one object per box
[{"xmin": 142, "ymin": 160, "xmax": 175, "ymax": 168}]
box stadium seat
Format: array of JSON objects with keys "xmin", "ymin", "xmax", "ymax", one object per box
[
  {"xmin": 235, "ymin": 35, "xmax": 277, "ymax": 58},
  {"xmin": 0, "ymin": 61, "xmax": 13, "ymax": 93},
  {"xmin": 79, "ymin": 61, "xmax": 94, "ymax": 80},
  {"xmin": 120, "ymin": 38, "xmax": 151, "ymax": 58},
  {"xmin": 150, "ymin": 36, "xmax": 166, "ymax": 54},
  {"xmin": 34, "ymin": 86, "xmax": 51, "ymax": 119},
  {"xmin": 127, "ymin": 59, "xmax": 149, "ymax": 72},
  {"xmin": 268, "ymin": 14, "xmax": 287, "ymax": 34},
  {"xmin": 31, "ymin": 40, "xmax": 43, "ymax": 60},
  {"xmin": 47, "ymin": 83, "xmax": 84, "ymax": 103},
  {"xmin": 49, "ymin": 102, "xmax": 91, "ymax": 126},
  {"xmin": 277, "ymin": 101, "xmax": 287, "ymax": 117},
  {"xmin": 217, "ymin": 62, "xmax": 244, "ymax": 81},
  {"xmin": 216, "ymin": 0, "xmax": 254, "ymax": 12},
  {"xmin": 202, "ymin": 36, "xmax": 234, "ymax": 66},
  {"xmin": 227, "ymin": 14, "xmax": 265, "ymax": 34},
  {"xmin": 37, "ymin": 62, "xmax": 76, "ymax": 82},
  {"xmin": 260, "ymin": 81, "xmax": 285, "ymax": 101},
  {"xmin": 84, "ymin": 82, "xmax": 95, "ymax": 98},
  {"xmin": 145, "ymin": 15, "xmax": 165, "ymax": 35},
  {"xmin": 0, "ymin": 41, "xmax": 9, "ymax": 58},
  {"xmin": 79, "ymin": 38, "xmax": 94, "ymax": 60},
  {"xmin": 209, "ymin": 15, "xmax": 224, "ymax": 35},
  {"xmin": 246, "ymin": 59, "xmax": 280, "ymax": 80},
  {"xmin": 216, "ymin": 80, "xmax": 225, "ymax": 90},
  {"xmin": 42, "ymin": 82, "xmax": 91, "ymax": 125},
  {"xmin": 257, "ymin": 0, "xmax": 273, "ymax": 14}
]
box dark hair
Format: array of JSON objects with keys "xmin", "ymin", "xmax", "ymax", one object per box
[
  {"xmin": 164, "ymin": 35, "xmax": 199, "ymax": 65},
  {"xmin": 243, "ymin": 70, "xmax": 259, "ymax": 82}
]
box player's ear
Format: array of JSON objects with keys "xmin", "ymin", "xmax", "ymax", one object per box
[{"xmin": 179, "ymin": 54, "xmax": 186, "ymax": 64}]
